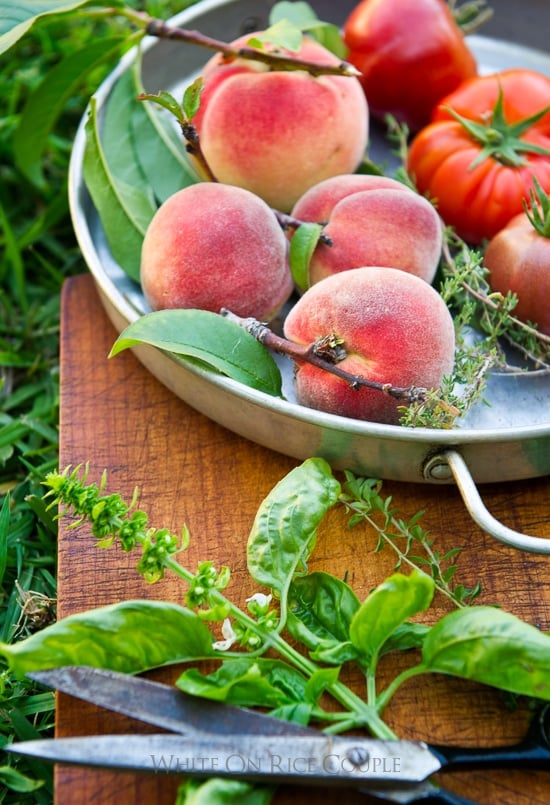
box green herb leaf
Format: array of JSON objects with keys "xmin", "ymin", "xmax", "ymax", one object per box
[
  {"xmin": 247, "ymin": 458, "xmax": 341, "ymax": 602},
  {"xmin": 0, "ymin": 600, "xmax": 216, "ymax": 678},
  {"xmin": 287, "ymin": 571, "xmax": 360, "ymax": 663},
  {"xmin": 83, "ymin": 97, "xmax": 156, "ymax": 281},
  {"xmin": 288, "ymin": 223, "xmax": 323, "ymax": 291},
  {"xmin": 422, "ymin": 606, "xmax": 550, "ymax": 699},
  {"xmin": 177, "ymin": 778, "xmax": 274, "ymax": 805},
  {"xmin": 14, "ymin": 36, "xmax": 127, "ymax": 188},
  {"xmin": 176, "ymin": 657, "xmax": 309, "ymax": 707},
  {"xmin": 0, "ymin": 0, "xmax": 88, "ymax": 54},
  {"xmin": 268, "ymin": 1, "xmax": 347, "ymax": 58},
  {"xmin": 349, "ymin": 571, "xmax": 435, "ymax": 662},
  {"xmin": 110, "ymin": 309, "xmax": 283, "ymax": 397},
  {"xmin": 251, "ymin": 19, "xmax": 303, "ymax": 52}
]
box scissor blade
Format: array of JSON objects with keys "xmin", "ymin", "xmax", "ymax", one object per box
[
  {"xmin": 8, "ymin": 732, "xmax": 441, "ymax": 789},
  {"xmin": 29, "ymin": 666, "xmax": 310, "ymax": 737}
]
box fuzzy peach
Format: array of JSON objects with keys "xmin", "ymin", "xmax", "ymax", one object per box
[
  {"xmin": 291, "ymin": 174, "xmax": 443, "ymax": 286},
  {"xmin": 483, "ymin": 212, "xmax": 550, "ymax": 335},
  {"xmin": 190, "ymin": 34, "xmax": 369, "ymax": 211},
  {"xmin": 283, "ymin": 266, "xmax": 455, "ymax": 425},
  {"xmin": 140, "ymin": 182, "xmax": 293, "ymax": 320}
]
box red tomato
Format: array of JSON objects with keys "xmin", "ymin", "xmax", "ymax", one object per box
[
  {"xmin": 432, "ymin": 69, "xmax": 550, "ymax": 134},
  {"xmin": 407, "ymin": 73, "xmax": 550, "ymax": 244},
  {"xmin": 484, "ymin": 211, "xmax": 550, "ymax": 335},
  {"xmin": 343, "ymin": 0, "xmax": 477, "ymax": 131}
]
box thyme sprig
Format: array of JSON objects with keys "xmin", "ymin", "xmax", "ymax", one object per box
[{"xmin": 340, "ymin": 473, "xmax": 482, "ymax": 608}]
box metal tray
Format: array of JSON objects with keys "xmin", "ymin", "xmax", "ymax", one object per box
[{"xmin": 68, "ymin": 0, "xmax": 550, "ymax": 552}]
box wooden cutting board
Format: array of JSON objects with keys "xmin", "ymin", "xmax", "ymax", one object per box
[{"xmin": 56, "ymin": 274, "xmax": 550, "ymax": 804}]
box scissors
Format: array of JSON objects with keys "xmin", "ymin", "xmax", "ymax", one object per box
[{"xmin": 7, "ymin": 666, "xmax": 550, "ymax": 805}]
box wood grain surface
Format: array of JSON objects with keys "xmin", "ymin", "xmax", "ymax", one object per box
[{"xmin": 56, "ymin": 274, "xmax": 550, "ymax": 804}]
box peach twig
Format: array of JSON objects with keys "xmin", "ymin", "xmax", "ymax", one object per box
[
  {"xmin": 221, "ymin": 309, "xmax": 430, "ymax": 404},
  {"xmin": 142, "ymin": 17, "xmax": 361, "ymax": 78}
]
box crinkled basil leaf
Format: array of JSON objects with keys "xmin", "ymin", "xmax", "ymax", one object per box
[
  {"xmin": 422, "ymin": 606, "xmax": 550, "ymax": 699},
  {"xmin": 110, "ymin": 309, "xmax": 283, "ymax": 397},
  {"xmin": 177, "ymin": 778, "xmax": 274, "ymax": 805},
  {"xmin": 176, "ymin": 657, "xmax": 309, "ymax": 708},
  {"xmin": 0, "ymin": 600, "xmax": 216, "ymax": 678},
  {"xmin": 247, "ymin": 458, "xmax": 341, "ymax": 601},
  {"xmin": 286, "ymin": 571, "xmax": 360, "ymax": 663}
]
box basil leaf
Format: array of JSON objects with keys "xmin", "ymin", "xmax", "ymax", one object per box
[
  {"xmin": 14, "ymin": 36, "xmax": 127, "ymax": 188},
  {"xmin": 268, "ymin": 702, "xmax": 312, "ymax": 725},
  {"xmin": 422, "ymin": 606, "xmax": 550, "ymax": 699},
  {"xmin": 349, "ymin": 571, "xmax": 435, "ymax": 662},
  {"xmin": 176, "ymin": 657, "xmax": 309, "ymax": 708},
  {"xmin": 247, "ymin": 458, "xmax": 341, "ymax": 601},
  {"xmin": 110, "ymin": 309, "xmax": 283, "ymax": 397},
  {"xmin": 304, "ymin": 666, "xmax": 340, "ymax": 704},
  {"xmin": 0, "ymin": 600, "xmax": 215, "ymax": 678},
  {"xmin": 83, "ymin": 97, "xmax": 156, "ymax": 281},
  {"xmin": 288, "ymin": 222, "xmax": 322, "ymax": 292},
  {"xmin": 177, "ymin": 779, "xmax": 274, "ymax": 805},
  {"xmin": 0, "ymin": 0, "xmax": 88, "ymax": 54},
  {"xmin": 380, "ymin": 621, "xmax": 431, "ymax": 655},
  {"xmin": 287, "ymin": 571, "xmax": 360, "ymax": 663}
]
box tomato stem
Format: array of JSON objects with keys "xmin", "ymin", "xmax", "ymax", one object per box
[{"xmin": 445, "ymin": 84, "xmax": 550, "ymax": 168}]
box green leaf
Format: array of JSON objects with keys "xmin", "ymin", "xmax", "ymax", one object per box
[
  {"xmin": 287, "ymin": 571, "xmax": 360, "ymax": 661},
  {"xmin": 177, "ymin": 778, "xmax": 274, "ymax": 805},
  {"xmin": 108, "ymin": 57, "xmax": 198, "ymax": 205},
  {"xmin": 0, "ymin": 0, "xmax": 88, "ymax": 55},
  {"xmin": 0, "ymin": 493, "xmax": 9, "ymax": 587},
  {"xmin": 304, "ymin": 666, "xmax": 340, "ymax": 704},
  {"xmin": 288, "ymin": 223, "xmax": 322, "ymax": 291},
  {"xmin": 0, "ymin": 764, "xmax": 44, "ymax": 793},
  {"xmin": 176, "ymin": 657, "xmax": 309, "ymax": 708},
  {"xmin": 110, "ymin": 309, "xmax": 283, "ymax": 397},
  {"xmin": 422, "ymin": 606, "xmax": 550, "ymax": 699},
  {"xmin": 349, "ymin": 571, "xmax": 435, "ymax": 662},
  {"xmin": 379, "ymin": 621, "xmax": 431, "ymax": 655},
  {"xmin": 251, "ymin": 19, "xmax": 303, "ymax": 52},
  {"xmin": 268, "ymin": 1, "xmax": 347, "ymax": 58},
  {"xmin": 182, "ymin": 76, "xmax": 204, "ymax": 121},
  {"xmin": 247, "ymin": 458, "xmax": 341, "ymax": 601},
  {"xmin": 14, "ymin": 36, "xmax": 127, "ymax": 188},
  {"xmin": 0, "ymin": 600, "xmax": 216, "ymax": 678},
  {"xmin": 83, "ymin": 97, "xmax": 156, "ymax": 281}
]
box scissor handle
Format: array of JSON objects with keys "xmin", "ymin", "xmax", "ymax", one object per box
[{"xmin": 430, "ymin": 705, "xmax": 550, "ymax": 771}]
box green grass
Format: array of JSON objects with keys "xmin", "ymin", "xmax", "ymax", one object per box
[{"xmin": 0, "ymin": 4, "xmax": 183, "ymax": 799}]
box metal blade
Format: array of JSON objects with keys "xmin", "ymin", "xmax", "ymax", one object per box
[
  {"xmin": 29, "ymin": 666, "xmax": 311, "ymax": 737},
  {"xmin": 7, "ymin": 732, "xmax": 441, "ymax": 789}
]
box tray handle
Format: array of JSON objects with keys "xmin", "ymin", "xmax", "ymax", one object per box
[{"xmin": 423, "ymin": 450, "xmax": 550, "ymax": 554}]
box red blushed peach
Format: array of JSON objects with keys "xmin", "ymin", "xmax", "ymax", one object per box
[
  {"xmin": 283, "ymin": 266, "xmax": 455, "ymax": 425},
  {"xmin": 291, "ymin": 174, "xmax": 443, "ymax": 286},
  {"xmin": 484, "ymin": 212, "xmax": 550, "ymax": 335},
  {"xmin": 140, "ymin": 183, "xmax": 293, "ymax": 321},
  {"xmin": 191, "ymin": 35, "xmax": 369, "ymax": 212}
]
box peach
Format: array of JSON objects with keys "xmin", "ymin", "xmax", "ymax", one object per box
[
  {"xmin": 190, "ymin": 34, "xmax": 369, "ymax": 211},
  {"xmin": 291, "ymin": 174, "xmax": 443, "ymax": 286},
  {"xmin": 484, "ymin": 212, "xmax": 550, "ymax": 336},
  {"xmin": 283, "ymin": 266, "xmax": 455, "ymax": 425},
  {"xmin": 140, "ymin": 182, "xmax": 293, "ymax": 320}
]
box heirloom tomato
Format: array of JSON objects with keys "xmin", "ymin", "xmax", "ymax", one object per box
[
  {"xmin": 407, "ymin": 72, "xmax": 550, "ymax": 244},
  {"xmin": 342, "ymin": 0, "xmax": 477, "ymax": 131},
  {"xmin": 483, "ymin": 181, "xmax": 550, "ymax": 336}
]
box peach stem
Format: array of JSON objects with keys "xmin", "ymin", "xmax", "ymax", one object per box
[
  {"xmin": 143, "ymin": 18, "xmax": 361, "ymax": 78},
  {"xmin": 220, "ymin": 309, "xmax": 429, "ymax": 404}
]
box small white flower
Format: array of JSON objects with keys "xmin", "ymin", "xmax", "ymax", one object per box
[
  {"xmin": 245, "ymin": 593, "xmax": 272, "ymax": 608},
  {"xmin": 212, "ymin": 618, "xmax": 236, "ymax": 651}
]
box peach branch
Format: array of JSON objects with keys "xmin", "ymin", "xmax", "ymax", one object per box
[{"xmin": 221, "ymin": 309, "xmax": 430, "ymax": 405}]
